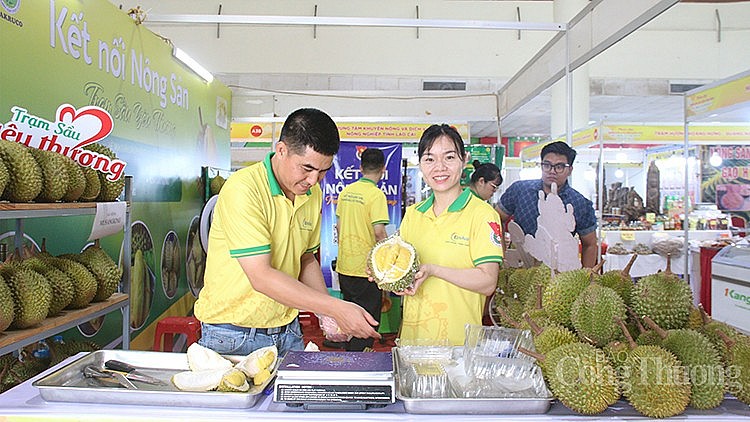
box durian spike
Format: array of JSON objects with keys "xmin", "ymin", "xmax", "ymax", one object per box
[
  {"xmin": 615, "ymin": 317, "xmax": 637, "ymax": 349},
  {"xmin": 522, "ymin": 312, "xmax": 543, "ymax": 336},
  {"xmin": 642, "ymin": 316, "xmax": 669, "ymax": 340},
  {"xmin": 495, "ymin": 305, "xmax": 520, "ymax": 328},
  {"xmin": 698, "ymin": 303, "xmax": 711, "ymax": 325},
  {"xmin": 517, "ymin": 346, "xmax": 545, "ymax": 363},
  {"xmin": 621, "ymin": 254, "xmax": 638, "ymax": 278},
  {"xmin": 716, "ymin": 329, "xmax": 736, "ymax": 348}
]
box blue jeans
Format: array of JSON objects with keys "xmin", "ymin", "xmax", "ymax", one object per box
[{"xmin": 198, "ymin": 318, "xmax": 304, "ymax": 357}]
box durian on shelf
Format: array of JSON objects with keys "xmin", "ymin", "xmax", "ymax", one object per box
[{"xmin": 0, "ymin": 139, "xmax": 125, "ymax": 203}]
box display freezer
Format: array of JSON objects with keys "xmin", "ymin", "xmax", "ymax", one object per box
[{"xmin": 711, "ymin": 242, "xmax": 750, "ymax": 334}]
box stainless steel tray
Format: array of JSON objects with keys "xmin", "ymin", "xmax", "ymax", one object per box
[
  {"xmin": 394, "ymin": 347, "xmax": 553, "ymax": 414},
  {"xmin": 32, "ymin": 349, "xmax": 273, "ymax": 408}
]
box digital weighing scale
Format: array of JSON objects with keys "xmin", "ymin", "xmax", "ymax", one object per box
[{"xmin": 273, "ymin": 351, "xmax": 395, "ymax": 410}]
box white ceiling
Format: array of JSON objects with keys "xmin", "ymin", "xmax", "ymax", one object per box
[{"xmin": 111, "ymin": 0, "xmax": 750, "ymax": 140}]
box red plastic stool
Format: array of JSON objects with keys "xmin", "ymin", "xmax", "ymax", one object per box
[{"xmin": 153, "ymin": 316, "xmax": 202, "ymax": 352}]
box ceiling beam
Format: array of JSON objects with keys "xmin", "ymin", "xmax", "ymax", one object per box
[
  {"xmin": 496, "ymin": 0, "xmax": 680, "ymax": 121},
  {"xmin": 144, "ymin": 14, "xmax": 566, "ymax": 32}
]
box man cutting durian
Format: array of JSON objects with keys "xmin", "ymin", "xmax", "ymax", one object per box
[{"xmin": 194, "ymin": 108, "xmax": 380, "ymax": 356}]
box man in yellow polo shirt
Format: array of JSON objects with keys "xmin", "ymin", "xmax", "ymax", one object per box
[
  {"xmin": 194, "ymin": 108, "xmax": 380, "ymax": 356},
  {"xmin": 335, "ymin": 148, "xmax": 390, "ymax": 351}
]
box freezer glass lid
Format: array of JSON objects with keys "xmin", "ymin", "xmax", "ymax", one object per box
[{"xmin": 717, "ymin": 244, "xmax": 750, "ymax": 264}]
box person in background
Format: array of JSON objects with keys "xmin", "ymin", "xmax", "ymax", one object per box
[
  {"xmin": 194, "ymin": 108, "xmax": 380, "ymax": 357},
  {"xmin": 334, "ymin": 148, "xmax": 390, "ymax": 351},
  {"xmin": 468, "ymin": 160, "xmax": 503, "ymax": 202},
  {"xmin": 497, "ymin": 140, "xmax": 598, "ymax": 268},
  {"xmin": 467, "ymin": 160, "xmax": 504, "ymax": 321},
  {"xmin": 396, "ymin": 124, "xmax": 504, "ymax": 345}
]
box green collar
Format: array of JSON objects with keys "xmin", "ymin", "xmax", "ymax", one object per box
[
  {"xmin": 262, "ymin": 152, "xmax": 311, "ymax": 196},
  {"xmin": 359, "ymin": 177, "xmax": 377, "ymax": 185},
  {"xmin": 415, "ymin": 188, "xmax": 473, "ymax": 214},
  {"xmin": 469, "ymin": 188, "xmax": 483, "ymax": 200}
]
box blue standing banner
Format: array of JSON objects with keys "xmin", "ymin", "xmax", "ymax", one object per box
[{"xmin": 320, "ymin": 142, "xmax": 403, "ymax": 288}]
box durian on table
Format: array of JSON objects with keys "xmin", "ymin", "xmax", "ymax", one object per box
[{"xmin": 171, "ymin": 343, "xmax": 278, "ymax": 392}]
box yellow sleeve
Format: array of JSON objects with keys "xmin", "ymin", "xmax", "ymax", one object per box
[{"xmin": 469, "ymin": 204, "xmax": 504, "ymax": 266}]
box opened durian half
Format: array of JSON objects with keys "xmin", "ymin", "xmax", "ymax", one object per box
[{"xmin": 234, "ymin": 345, "xmax": 278, "ymax": 386}]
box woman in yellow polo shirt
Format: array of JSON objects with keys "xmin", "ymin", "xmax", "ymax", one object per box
[{"xmin": 397, "ymin": 124, "xmax": 504, "ymax": 345}]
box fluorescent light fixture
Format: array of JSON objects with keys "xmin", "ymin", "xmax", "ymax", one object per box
[{"xmin": 173, "ymin": 47, "xmax": 213, "ymax": 83}]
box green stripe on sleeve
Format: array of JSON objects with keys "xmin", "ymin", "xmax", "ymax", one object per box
[
  {"xmin": 305, "ymin": 243, "xmax": 320, "ymax": 254},
  {"xmin": 372, "ymin": 219, "xmax": 390, "ymax": 225},
  {"xmin": 231, "ymin": 245, "xmax": 271, "ymax": 258},
  {"xmin": 473, "ymin": 256, "xmax": 504, "ymax": 266}
]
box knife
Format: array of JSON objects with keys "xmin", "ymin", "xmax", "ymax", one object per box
[{"xmin": 104, "ymin": 360, "xmax": 166, "ymax": 385}]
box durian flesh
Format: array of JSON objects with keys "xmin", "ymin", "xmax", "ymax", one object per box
[
  {"xmin": 235, "ymin": 345, "xmax": 278, "ymax": 379},
  {"xmin": 186, "ymin": 343, "xmax": 233, "ymax": 371}
]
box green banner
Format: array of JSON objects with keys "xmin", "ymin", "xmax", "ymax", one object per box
[{"xmin": 0, "ymin": 0, "xmax": 231, "ymax": 350}]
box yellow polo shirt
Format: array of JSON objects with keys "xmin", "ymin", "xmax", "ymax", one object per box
[
  {"xmin": 194, "ymin": 152, "xmax": 321, "ymax": 328},
  {"xmin": 336, "ymin": 178, "xmax": 390, "ymax": 277},
  {"xmin": 399, "ymin": 189, "xmax": 504, "ymax": 345}
]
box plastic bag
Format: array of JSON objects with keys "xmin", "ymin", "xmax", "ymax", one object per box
[{"xmin": 317, "ymin": 314, "xmax": 352, "ymax": 342}]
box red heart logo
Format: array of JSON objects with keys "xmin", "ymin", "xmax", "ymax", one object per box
[{"xmin": 56, "ymin": 104, "xmax": 114, "ymax": 149}]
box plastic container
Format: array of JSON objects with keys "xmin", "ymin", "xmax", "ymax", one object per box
[{"xmin": 462, "ymin": 325, "xmax": 536, "ymax": 380}]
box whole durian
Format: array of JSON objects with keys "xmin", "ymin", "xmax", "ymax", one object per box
[
  {"xmin": 67, "ymin": 241, "xmax": 122, "ymax": 302},
  {"xmin": 0, "ymin": 275, "xmax": 15, "ymax": 332},
  {"xmin": 631, "ymin": 256, "xmax": 692, "ymax": 330},
  {"xmin": 29, "ymin": 148, "xmax": 69, "ymax": 202},
  {"xmin": 614, "ymin": 319, "xmax": 691, "ymax": 418},
  {"xmin": 717, "ymin": 331, "xmax": 750, "ymax": 405},
  {"xmin": 0, "ymin": 263, "xmax": 52, "ymax": 329},
  {"xmin": 570, "ymin": 282, "xmax": 626, "ymax": 347},
  {"xmin": 521, "ymin": 342, "xmax": 620, "ymax": 415},
  {"xmin": 42, "ymin": 255, "xmax": 98, "ymax": 309},
  {"xmin": 83, "ymin": 143, "xmax": 125, "ymax": 201},
  {"xmin": 542, "ymin": 265, "xmax": 601, "ymax": 329},
  {"xmin": 21, "ymin": 254, "xmax": 74, "ymax": 316},
  {"xmin": 0, "ymin": 140, "xmax": 42, "ymax": 202},
  {"xmin": 644, "ymin": 316, "xmax": 725, "ymax": 410}
]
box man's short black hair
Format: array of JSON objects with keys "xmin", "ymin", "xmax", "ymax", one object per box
[
  {"xmin": 541, "ymin": 141, "xmax": 577, "ymax": 165},
  {"xmin": 360, "ymin": 148, "xmax": 385, "ymax": 172},
  {"xmin": 279, "ymin": 108, "xmax": 340, "ymax": 156}
]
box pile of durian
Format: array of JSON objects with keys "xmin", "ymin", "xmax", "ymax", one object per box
[
  {"xmin": 171, "ymin": 343, "xmax": 277, "ymax": 392},
  {"xmin": 0, "ymin": 139, "xmax": 125, "ymax": 203},
  {"xmin": 493, "ymin": 254, "xmax": 750, "ymax": 418},
  {"xmin": 0, "ymin": 240, "xmax": 122, "ymax": 334}
]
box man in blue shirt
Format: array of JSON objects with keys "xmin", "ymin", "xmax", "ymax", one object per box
[{"xmin": 498, "ymin": 141, "xmax": 598, "ymax": 268}]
